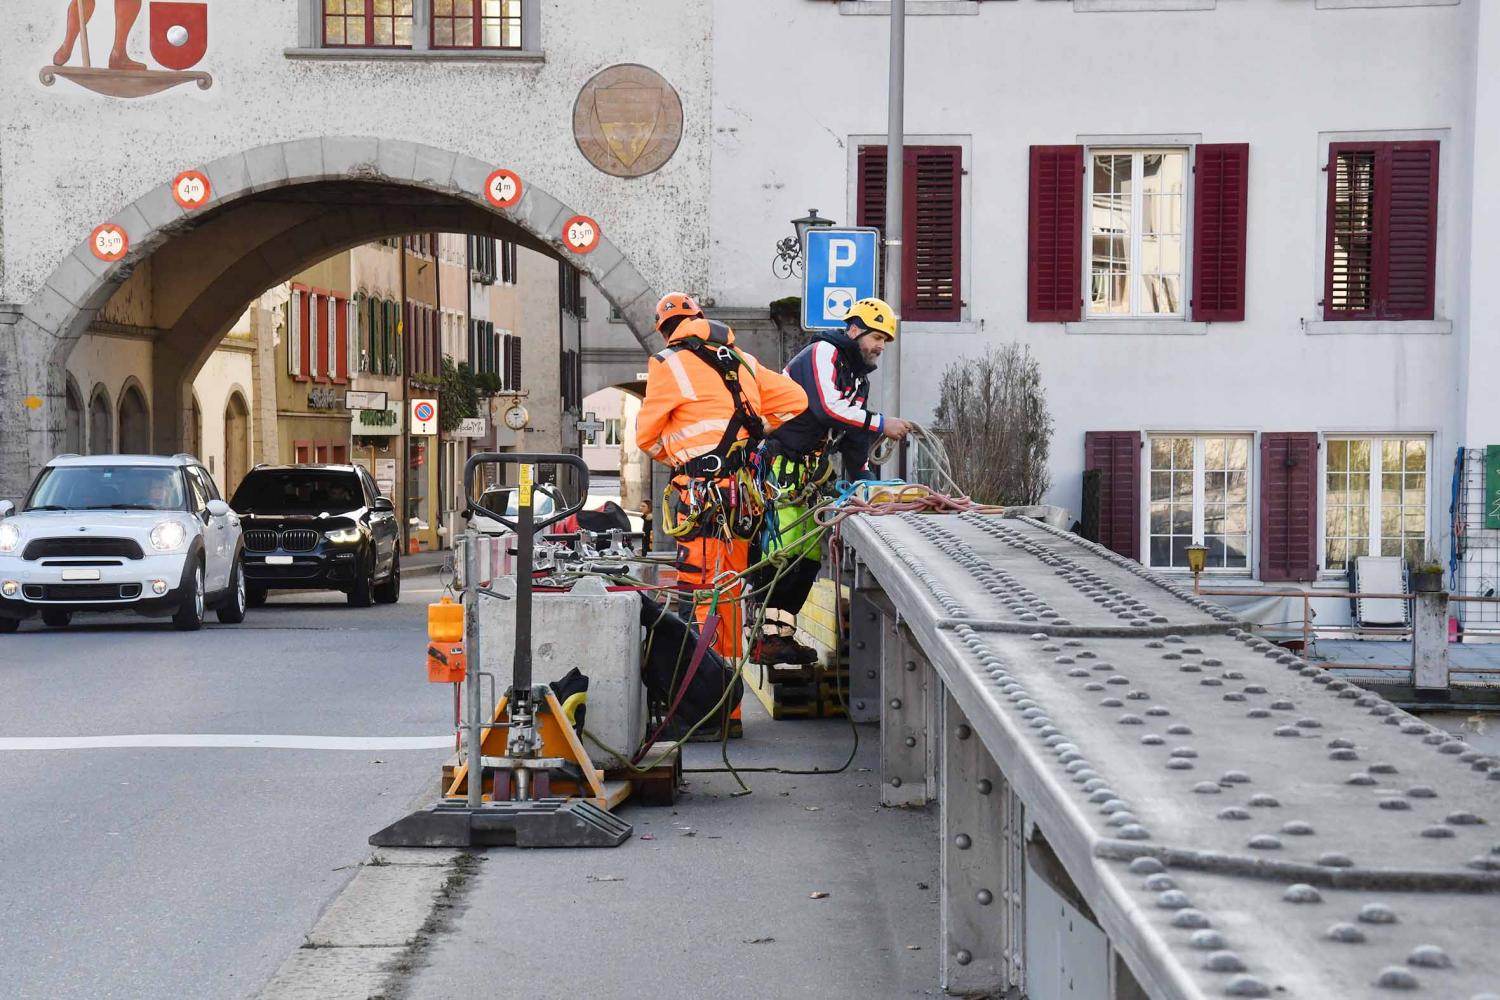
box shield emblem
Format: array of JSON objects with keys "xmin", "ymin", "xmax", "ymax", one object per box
[
  {"xmin": 149, "ymin": 1, "xmax": 208, "ymax": 71},
  {"xmin": 593, "ymin": 83, "xmax": 663, "ymax": 170}
]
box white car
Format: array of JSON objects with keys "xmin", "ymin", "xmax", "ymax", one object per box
[{"xmin": 0, "ymin": 454, "xmax": 246, "ymax": 632}]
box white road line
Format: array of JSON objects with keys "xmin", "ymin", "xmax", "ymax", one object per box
[{"xmin": 0, "ymin": 734, "xmax": 455, "ymax": 751}]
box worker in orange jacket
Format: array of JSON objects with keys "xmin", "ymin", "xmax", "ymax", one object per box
[{"xmin": 637, "ymin": 293, "xmax": 809, "ymax": 666}]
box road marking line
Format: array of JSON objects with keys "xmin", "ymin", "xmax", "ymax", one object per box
[{"xmin": 0, "ymin": 734, "xmax": 455, "ymax": 751}]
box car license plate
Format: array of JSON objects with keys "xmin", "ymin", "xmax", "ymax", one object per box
[
  {"xmin": 61, "ymin": 568, "xmax": 102, "ymax": 581},
  {"xmin": 266, "ymin": 555, "xmax": 293, "ymax": 565}
]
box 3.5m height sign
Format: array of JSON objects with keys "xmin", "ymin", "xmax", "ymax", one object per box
[{"xmin": 801, "ymin": 227, "xmax": 881, "ymax": 331}]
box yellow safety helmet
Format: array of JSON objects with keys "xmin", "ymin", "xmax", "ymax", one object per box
[{"xmin": 845, "ymin": 297, "xmax": 898, "ymax": 340}]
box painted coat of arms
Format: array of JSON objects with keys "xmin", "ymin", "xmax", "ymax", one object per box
[
  {"xmin": 42, "ymin": 0, "xmax": 212, "ymax": 97},
  {"xmin": 573, "ymin": 64, "xmax": 683, "ymax": 179}
]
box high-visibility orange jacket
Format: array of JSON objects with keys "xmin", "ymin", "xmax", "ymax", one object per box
[{"xmin": 636, "ymin": 318, "xmax": 808, "ymax": 468}]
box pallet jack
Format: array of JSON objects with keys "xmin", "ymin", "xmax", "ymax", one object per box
[{"xmin": 370, "ymin": 452, "xmax": 632, "ymax": 849}]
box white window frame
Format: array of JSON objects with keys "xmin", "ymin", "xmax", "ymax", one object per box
[
  {"xmin": 1143, "ymin": 432, "xmax": 1255, "ymax": 575},
  {"xmin": 326, "ymin": 295, "xmax": 339, "ymax": 380},
  {"xmin": 1318, "ymin": 434, "xmax": 1434, "ymax": 576},
  {"xmin": 292, "ymin": 0, "xmax": 542, "ymax": 57},
  {"xmin": 288, "ymin": 290, "xmax": 303, "ymax": 376},
  {"xmin": 1084, "ymin": 146, "xmax": 1191, "ymax": 322}
]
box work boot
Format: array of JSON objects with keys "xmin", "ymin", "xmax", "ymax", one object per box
[{"xmin": 750, "ymin": 633, "xmax": 819, "ymax": 667}]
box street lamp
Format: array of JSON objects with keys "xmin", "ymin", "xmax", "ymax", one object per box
[
  {"xmin": 1186, "ymin": 543, "xmax": 1208, "ymax": 592},
  {"xmin": 774, "ymin": 209, "xmax": 837, "ymax": 279}
]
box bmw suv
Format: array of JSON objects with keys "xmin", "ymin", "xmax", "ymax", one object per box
[
  {"xmin": 230, "ymin": 464, "xmax": 400, "ymax": 607},
  {"xmin": 0, "ymin": 454, "xmax": 247, "ymax": 632}
]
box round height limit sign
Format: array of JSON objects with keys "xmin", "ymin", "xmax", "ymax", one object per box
[
  {"xmin": 484, "ymin": 169, "xmax": 522, "ymax": 209},
  {"xmin": 562, "ymin": 215, "xmax": 601, "ymax": 254}
]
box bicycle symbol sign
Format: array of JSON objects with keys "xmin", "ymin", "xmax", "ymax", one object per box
[
  {"xmin": 90, "ymin": 223, "xmax": 128, "ymax": 262},
  {"xmin": 562, "ymin": 214, "xmax": 600, "ymax": 254},
  {"xmin": 172, "ymin": 170, "xmax": 211, "ymax": 210},
  {"xmin": 484, "ymin": 169, "xmax": 522, "ymax": 209}
]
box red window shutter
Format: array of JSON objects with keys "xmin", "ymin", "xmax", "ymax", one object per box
[
  {"xmin": 1384, "ymin": 141, "xmax": 1438, "ymax": 321},
  {"xmin": 1084, "ymin": 431, "xmax": 1141, "ymax": 561},
  {"xmin": 1259, "ymin": 433, "xmax": 1319, "ymax": 582},
  {"xmin": 1028, "ymin": 145, "xmax": 1084, "ymax": 322},
  {"xmin": 1324, "ymin": 141, "xmax": 1438, "ymax": 321},
  {"xmin": 313, "ymin": 294, "xmax": 330, "ymax": 383},
  {"xmin": 857, "ymin": 145, "xmax": 963, "ymax": 321},
  {"xmin": 905, "ymin": 146, "xmax": 962, "ymax": 321},
  {"xmin": 1191, "ymin": 143, "xmax": 1249, "ymax": 322},
  {"xmin": 335, "ymin": 297, "xmax": 349, "ymax": 383}
]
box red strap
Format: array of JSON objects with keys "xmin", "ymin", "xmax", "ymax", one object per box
[{"xmin": 634, "ymin": 612, "xmax": 720, "ymax": 763}]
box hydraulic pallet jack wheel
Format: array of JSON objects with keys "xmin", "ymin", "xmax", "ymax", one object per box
[{"xmin": 370, "ymin": 452, "xmax": 631, "ymax": 849}]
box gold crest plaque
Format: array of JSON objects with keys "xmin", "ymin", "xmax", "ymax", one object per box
[{"xmin": 573, "ymin": 64, "xmax": 683, "ymax": 178}]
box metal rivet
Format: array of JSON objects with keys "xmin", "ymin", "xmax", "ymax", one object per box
[
  {"xmin": 889, "ymin": 698, "xmax": 903, "ymax": 710},
  {"xmin": 1379, "ymin": 799, "xmax": 1412, "ymax": 811},
  {"xmin": 854, "ymin": 700, "xmax": 866, "ymax": 710},
  {"xmin": 976, "ymin": 778, "xmax": 992, "ymax": 795},
  {"xmin": 954, "ymin": 834, "xmax": 972, "ymax": 850},
  {"xmin": 1218, "ymin": 807, "xmax": 1251, "ymax": 821},
  {"xmin": 1156, "ymin": 890, "xmax": 1191, "ymax": 909},
  {"xmin": 1374, "ymin": 966, "xmax": 1419, "ymax": 990},
  {"xmin": 1327, "ymin": 922, "xmax": 1366, "ymax": 944},
  {"xmin": 1358, "ymin": 903, "xmax": 1398, "ymax": 924},
  {"xmin": 1204, "ymin": 951, "xmax": 1247, "ymax": 973},
  {"xmin": 1222, "ymin": 771, "xmax": 1251, "ymax": 784},
  {"xmin": 890, "ymin": 777, "xmax": 903, "ymax": 788},
  {"xmin": 1190, "ymin": 929, "xmax": 1226, "ymax": 950},
  {"xmin": 1248, "ymin": 835, "xmax": 1282, "ymax": 850},
  {"xmin": 1193, "ymin": 782, "xmax": 1221, "ymax": 794},
  {"xmin": 955, "ymin": 949, "xmax": 972, "ymax": 966},
  {"xmin": 1128, "ymin": 857, "xmax": 1164, "ymax": 875},
  {"xmin": 1318, "ymin": 852, "xmax": 1354, "ymax": 868},
  {"xmin": 976, "ymin": 889, "xmax": 993, "ymax": 905},
  {"xmin": 1225, "ymin": 976, "xmax": 1270, "ymax": 997},
  {"xmin": 1171, "ymin": 908, "xmax": 1209, "ymax": 929},
  {"xmin": 1281, "ymin": 821, "xmax": 1314, "ymax": 836},
  {"xmin": 904, "ymin": 736, "xmax": 917, "ymax": 748},
  {"xmin": 1282, "ymin": 884, "xmax": 1322, "ymax": 904},
  {"xmin": 904, "ymin": 661, "xmax": 917, "ymax": 673},
  {"xmin": 1143, "ymin": 874, "xmax": 1175, "ymax": 891},
  {"xmin": 956, "ymin": 724, "xmax": 971, "ymax": 741},
  {"xmin": 1248, "ymin": 794, "xmax": 1280, "ymax": 808}
]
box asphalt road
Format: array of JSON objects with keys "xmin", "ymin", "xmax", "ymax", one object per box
[{"xmin": 0, "ymin": 582, "xmax": 455, "ymax": 1000}]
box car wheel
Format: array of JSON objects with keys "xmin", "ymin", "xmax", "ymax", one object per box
[
  {"xmin": 0, "ymin": 617, "xmax": 19, "ymax": 634},
  {"xmin": 217, "ymin": 557, "xmax": 247, "ymax": 624},
  {"xmin": 348, "ymin": 554, "xmax": 375, "ymax": 608},
  {"xmin": 41, "ymin": 609, "xmax": 72, "ymax": 628},
  {"xmin": 173, "ymin": 562, "xmax": 205, "ymax": 632},
  {"xmin": 374, "ymin": 550, "xmax": 401, "ymax": 604},
  {"xmin": 246, "ymin": 586, "xmax": 267, "ymax": 609}
]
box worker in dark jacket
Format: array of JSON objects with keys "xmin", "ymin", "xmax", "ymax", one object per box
[{"xmin": 749, "ymin": 297, "xmax": 910, "ymax": 666}]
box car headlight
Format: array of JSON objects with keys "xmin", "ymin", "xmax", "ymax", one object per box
[
  {"xmin": 0, "ymin": 523, "xmax": 18, "ymax": 555},
  {"xmin": 324, "ymin": 526, "xmax": 361, "ymax": 544},
  {"xmin": 149, "ymin": 520, "xmax": 188, "ymax": 552}
]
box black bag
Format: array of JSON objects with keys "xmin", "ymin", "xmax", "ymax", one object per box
[{"xmin": 639, "ymin": 595, "xmax": 742, "ymax": 740}]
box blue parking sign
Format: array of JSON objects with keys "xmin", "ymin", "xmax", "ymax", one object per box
[{"xmin": 801, "ymin": 227, "xmax": 881, "ymax": 331}]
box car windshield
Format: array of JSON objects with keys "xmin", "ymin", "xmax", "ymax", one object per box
[
  {"xmin": 231, "ymin": 471, "xmax": 363, "ymax": 514},
  {"xmin": 476, "ymin": 488, "xmax": 558, "ymax": 518},
  {"xmin": 26, "ymin": 465, "xmax": 187, "ymax": 512}
]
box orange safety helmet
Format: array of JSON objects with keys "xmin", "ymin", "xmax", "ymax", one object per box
[{"xmin": 655, "ymin": 292, "xmax": 704, "ymax": 333}]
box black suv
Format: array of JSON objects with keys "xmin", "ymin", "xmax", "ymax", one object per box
[{"xmin": 229, "ymin": 464, "xmax": 401, "ymax": 607}]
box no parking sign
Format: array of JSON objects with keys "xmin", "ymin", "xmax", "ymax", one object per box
[{"xmin": 410, "ymin": 398, "xmax": 438, "ymax": 436}]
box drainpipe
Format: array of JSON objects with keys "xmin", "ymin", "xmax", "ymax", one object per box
[{"xmin": 400, "ymin": 238, "xmax": 410, "ymax": 553}]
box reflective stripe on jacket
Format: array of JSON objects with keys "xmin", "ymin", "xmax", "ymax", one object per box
[{"xmin": 635, "ymin": 319, "xmax": 808, "ymax": 467}]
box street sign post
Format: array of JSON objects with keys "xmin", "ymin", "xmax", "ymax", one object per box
[{"xmin": 800, "ymin": 227, "xmax": 881, "ymax": 331}]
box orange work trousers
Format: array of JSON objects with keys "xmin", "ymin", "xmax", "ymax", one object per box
[{"xmin": 675, "ymin": 531, "xmax": 749, "ymax": 661}]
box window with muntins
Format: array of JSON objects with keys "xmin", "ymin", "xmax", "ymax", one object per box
[
  {"xmin": 432, "ymin": 0, "xmax": 521, "ymax": 48},
  {"xmin": 1089, "ymin": 150, "xmax": 1187, "ymax": 317},
  {"xmin": 1323, "ymin": 437, "xmax": 1429, "ymax": 571},
  {"xmin": 323, "ymin": 0, "xmax": 413, "ymax": 47},
  {"xmin": 1147, "ymin": 434, "xmax": 1251, "ymax": 571},
  {"xmin": 1324, "ymin": 142, "xmax": 1439, "ymax": 321}
]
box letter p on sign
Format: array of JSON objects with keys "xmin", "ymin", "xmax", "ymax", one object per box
[{"xmin": 828, "ymin": 238, "xmax": 857, "ymax": 279}]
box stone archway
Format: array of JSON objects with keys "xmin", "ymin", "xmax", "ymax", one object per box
[{"xmin": 5, "ymin": 136, "xmax": 666, "ymax": 499}]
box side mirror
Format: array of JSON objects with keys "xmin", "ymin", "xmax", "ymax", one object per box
[
  {"xmin": 0, "ymin": 500, "xmax": 13, "ymax": 518},
  {"xmin": 206, "ymin": 499, "xmax": 231, "ymax": 518},
  {"xmin": 372, "ymin": 496, "xmax": 395, "ymax": 513}
]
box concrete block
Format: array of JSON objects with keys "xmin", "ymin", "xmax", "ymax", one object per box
[
  {"xmin": 581, "ymin": 237, "xmax": 625, "ymax": 286},
  {"xmin": 376, "ymin": 138, "xmax": 420, "ymax": 183},
  {"xmin": 598, "ymin": 257, "xmax": 651, "ymax": 318},
  {"xmin": 449, "ymin": 154, "xmax": 495, "ymax": 204},
  {"xmin": 411, "ymin": 145, "xmax": 457, "ymax": 190},
  {"xmin": 42, "ymin": 254, "xmax": 99, "ymax": 309},
  {"xmin": 282, "ymin": 137, "xmax": 326, "ymax": 184},
  {"xmin": 25, "ymin": 282, "xmax": 77, "ymax": 338},
  {"xmin": 515, "ymin": 185, "xmax": 565, "ymax": 238},
  {"xmin": 243, "ymin": 143, "xmax": 289, "ymax": 193},
  {"xmin": 257, "ymin": 945, "xmax": 403, "ymax": 1000},
  {"xmin": 203, "ymin": 152, "xmax": 251, "ymax": 205},
  {"xmin": 131, "ymin": 181, "xmax": 185, "ymax": 235},
  {"xmin": 477, "ymin": 575, "xmax": 645, "ymax": 768},
  {"xmin": 321, "ymin": 135, "xmax": 380, "ymax": 179}
]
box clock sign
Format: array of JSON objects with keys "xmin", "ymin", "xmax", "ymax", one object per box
[{"xmin": 504, "ymin": 404, "xmax": 530, "ymax": 430}]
